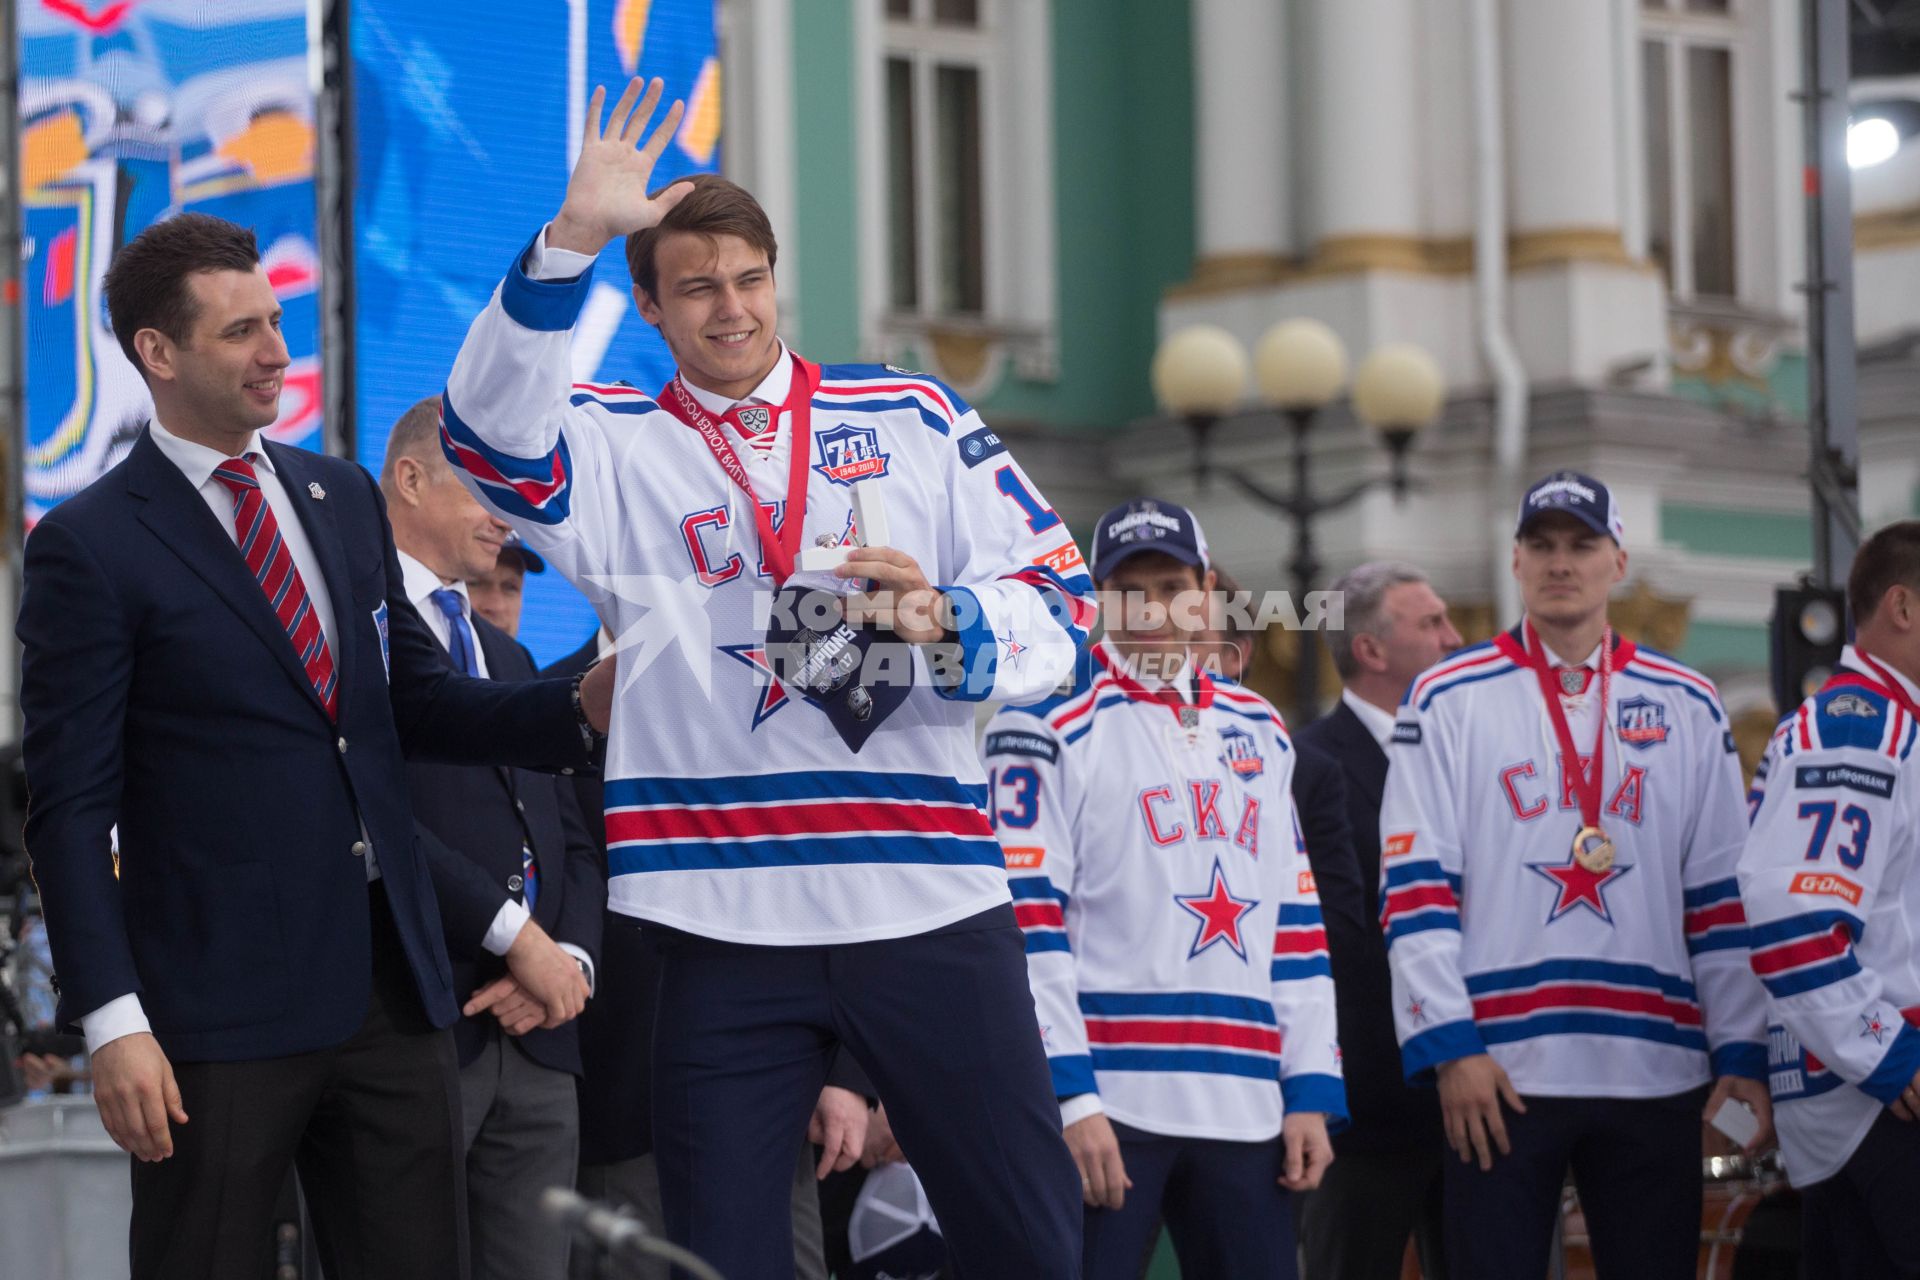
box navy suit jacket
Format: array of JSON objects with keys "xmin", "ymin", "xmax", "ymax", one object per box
[
  {"xmin": 409, "ymin": 615, "xmax": 605, "ymax": 1074},
  {"xmin": 1297, "ymin": 698, "xmax": 1444, "ymax": 1154},
  {"xmin": 17, "ymin": 429, "xmax": 592, "ymax": 1063}
]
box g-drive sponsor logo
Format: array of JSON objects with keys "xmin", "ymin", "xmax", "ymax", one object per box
[
  {"xmin": 1789, "ymin": 871, "xmax": 1864, "ymax": 905},
  {"xmin": 1795, "ymin": 764, "xmax": 1896, "ymax": 798}
]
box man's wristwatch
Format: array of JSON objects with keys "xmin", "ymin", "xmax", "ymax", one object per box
[{"xmin": 569, "ymin": 669, "xmax": 603, "ymax": 746}]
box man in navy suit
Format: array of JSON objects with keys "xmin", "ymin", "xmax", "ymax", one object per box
[
  {"xmin": 16, "ymin": 213, "xmax": 610, "ymax": 1280},
  {"xmin": 1292, "ymin": 561, "xmax": 1462, "ymax": 1280},
  {"xmin": 381, "ymin": 399, "xmax": 606, "ymax": 1279}
]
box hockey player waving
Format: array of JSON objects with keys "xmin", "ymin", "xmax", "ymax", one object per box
[
  {"xmin": 1380, "ymin": 471, "xmax": 1771, "ymax": 1279},
  {"xmin": 983, "ymin": 499, "xmax": 1343, "ymax": 1279},
  {"xmin": 441, "ymin": 78, "xmax": 1090, "ymax": 1277},
  {"xmin": 1740, "ymin": 522, "xmax": 1920, "ymax": 1278}
]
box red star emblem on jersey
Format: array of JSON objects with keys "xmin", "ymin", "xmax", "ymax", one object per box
[
  {"xmin": 1406, "ymin": 996, "xmax": 1428, "ymax": 1025},
  {"xmin": 1174, "ymin": 859, "xmax": 1259, "ymax": 961},
  {"xmin": 718, "ymin": 643, "xmax": 791, "ymax": 729},
  {"xmin": 1526, "ymin": 853, "xmax": 1634, "ymax": 925},
  {"xmin": 1861, "ymin": 1010, "xmax": 1890, "ymax": 1044},
  {"xmin": 999, "ymin": 631, "xmax": 1026, "ymax": 664}
]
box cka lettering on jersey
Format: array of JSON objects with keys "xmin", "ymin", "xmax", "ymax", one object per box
[
  {"xmin": 1498, "ymin": 753, "xmax": 1648, "ymax": 825},
  {"xmin": 1140, "ymin": 781, "xmax": 1261, "ymax": 858},
  {"xmin": 678, "ymin": 503, "xmax": 854, "ymax": 587}
]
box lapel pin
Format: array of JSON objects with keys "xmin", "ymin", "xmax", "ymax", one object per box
[{"xmin": 308, "ymin": 482, "xmax": 326, "ymax": 500}]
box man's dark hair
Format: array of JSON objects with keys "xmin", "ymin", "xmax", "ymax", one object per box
[
  {"xmin": 1848, "ymin": 520, "xmax": 1920, "ymax": 625},
  {"xmin": 101, "ymin": 213, "xmax": 260, "ymax": 374},
  {"xmin": 625, "ymin": 173, "xmax": 778, "ymax": 302}
]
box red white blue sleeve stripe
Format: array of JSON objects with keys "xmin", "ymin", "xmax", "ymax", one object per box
[
  {"xmin": 439, "ymin": 392, "xmax": 573, "ymax": 525},
  {"xmin": 1381, "ymin": 859, "xmax": 1462, "ymax": 944},
  {"xmin": 1682, "ymin": 878, "xmax": 1750, "ymax": 955},
  {"xmin": 1010, "ymin": 875, "xmax": 1070, "ymax": 954},
  {"xmin": 1271, "ymin": 903, "xmax": 1331, "ymax": 981},
  {"xmin": 1747, "ymin": 910, "xmax": 1865, "ymax": 998}
]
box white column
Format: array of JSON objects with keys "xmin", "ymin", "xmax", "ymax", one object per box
[
  {"xmin": 1504, "ymin": 0, "xmax": 1625, "ymax": 251},
  {"xmin": 1191, "ymin": 0, "xmax": 1290, "ymax": 275},
  {"xmin": 1302, "ymin": 0, "xmax": 1423, "ymax": 264}
]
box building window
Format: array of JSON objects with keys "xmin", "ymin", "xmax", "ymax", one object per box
[
  {"xmin": 883, "ymin": 0, "xmax": 990, "ymax": 319},
  {"xmin": 1641, "ymin": 0, "xmax": 1739, "ymax": 299},
  {"xmin": 855, "ymin": 0, "xmax": 1056, "ymax": 389}
]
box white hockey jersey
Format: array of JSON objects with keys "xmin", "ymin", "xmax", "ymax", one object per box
[
  {"xmin": 1380, "ymin": 624, "xmax": 1768, "ymax": 1097},
  {"xmin": 981, "ymin": 641, "xmax": 1346, "ymax": 1141},
  {"xmin": 441, "ymin": 230, "xmax": 1096, "ymax": 945},
  {"xmin": 1739, "ymin": 647, "xmax": 1920, "ymax": 1186}
]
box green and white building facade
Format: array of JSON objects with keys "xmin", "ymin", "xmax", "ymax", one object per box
[{"xmin": 723, "ymin": 0, "xmax": 1920, "ymax": 724}]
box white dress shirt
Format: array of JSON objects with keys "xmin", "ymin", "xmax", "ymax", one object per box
[
  {"xmin": 1341, "ymin": 687, "xmax": 1397, "ymax": 752},
  {"xmin": 85, "ymin": 420, "xmax": 370, "ymax": 1055}
]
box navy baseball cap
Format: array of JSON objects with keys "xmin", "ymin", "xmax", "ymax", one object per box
[
  {"xmin": 1092, "ymin": 499, "xmax": 1211, "ymax": 582},
  {"xmin": 1515, "ymin": 471, "xmax": 1625, "ymax": 543},
  {"xmin": 497, "ymin": 530, "xmax": 546, "ymax": 575}
]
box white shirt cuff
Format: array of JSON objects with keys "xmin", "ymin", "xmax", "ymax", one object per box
[
  {"xmin": 526, "ymin": 227, "xmax": 599, "ymax": 282},
  {"xmin": 81, "ymin": 993, "xmax": 151, "ymax": 1056},
  {"xmin": 483, "ymin": 899, "xmax": 533, "ymax": 956},
  {"xmin": 1059, "ymin": 1093, "xmax": 1104, "ymax": 1127},
  {"xmin": 557, "ymin": 943, "xmax": 596, "ymax": 995}
]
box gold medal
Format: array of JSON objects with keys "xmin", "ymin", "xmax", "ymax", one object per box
[{"xmin": 1573, "ymin": 825, "xmax": 1615, "ymax": 873}]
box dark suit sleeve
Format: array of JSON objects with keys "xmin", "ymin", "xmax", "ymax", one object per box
[
  {"xmin": 17, "ymin": 519, "xmax": 141, "ymax": 1027},
  {"xmin": 414, "ymin": 820, "xmax": 512, "ymax": 957},
  {"xmin": 551, "ymin": 781, "xmax": 606, "ymax": 970},
  {"xmin": 363, "ymin": 468, "xmax": 589, "ymax": 772},
  {"xmin": 826, "ymin": 1046, "xmax": 876, "ymax": 1102},
  {"xmin": 1290, "ymin": 743, "xmax": 1372, "ymax": 971}
]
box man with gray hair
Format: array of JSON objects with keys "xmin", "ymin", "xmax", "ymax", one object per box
[{"xmin": 1293, "ymin": 562, "xmax": 1460, "ymax": 1280}]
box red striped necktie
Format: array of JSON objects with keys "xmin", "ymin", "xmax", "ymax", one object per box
[{"xmin": 211, "ymin": 454, "xmax": 339, "ymax": 719}]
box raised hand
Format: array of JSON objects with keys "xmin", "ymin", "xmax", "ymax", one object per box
[{"xmin": 549, "ymin": 77, "xmax": 695, "ymax": 258}]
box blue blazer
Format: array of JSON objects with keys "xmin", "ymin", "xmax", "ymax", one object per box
[
  {"xmin": 409, "ymin": 615, "xmax": 605, "ymax": 1075},
  {"xmin": 17, "ymin": 429, "xmax": 591, "ymax": 1063}
]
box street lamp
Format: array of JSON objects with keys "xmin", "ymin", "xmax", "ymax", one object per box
[
  {"xmin": 1352, "ymin": 342, "xmax": 1445, "ymax": 500},
  {"xmin": 1151, "ymin": 324, "xmax": 1249, "ymax": 481},
  {"xmin": 1153, "ymin": 321, "xmax": 1443, "ymax": 721}
]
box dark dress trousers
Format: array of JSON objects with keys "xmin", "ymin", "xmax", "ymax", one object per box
[
  {"xmin": 17, "ymin": 429, "xmax": 592, "ymax": 1280},
  {"xmin": 1294, "ymin": 699, "xmax": 1448, "ymax": 1280}
]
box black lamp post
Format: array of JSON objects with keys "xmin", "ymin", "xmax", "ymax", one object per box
[{"xmin": 1152, "ymin": 323, "xmax": 1444, "ymax": 722}]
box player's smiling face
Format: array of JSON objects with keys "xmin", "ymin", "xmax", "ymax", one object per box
[
  {"xmin": 1099, "ymin": 552, "xmax": 1217, "ymax": 662},
  {"xmin": 635, "ymin": 231, "xmax": 781, "ymax": 400},
  {"xmin": 1513, "ymin": 512, "xmax": 1627, "ymax": 628}
]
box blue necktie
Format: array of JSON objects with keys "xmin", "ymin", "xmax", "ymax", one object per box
[
  {"xmin": 430, "ymin": 587, "xmax": 537, "ymax": 907},
  {"xmin": 428, "ymin": 588, "xmax": 479, "ymax": 678}
]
